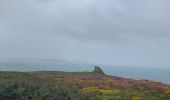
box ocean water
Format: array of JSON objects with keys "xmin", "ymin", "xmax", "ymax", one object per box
[{"xmin": 0, "ymin": 59, "xmax": 170, "ymax": 84}]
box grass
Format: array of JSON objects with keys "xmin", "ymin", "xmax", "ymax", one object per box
[{"xmin": 0, "ymin": 71, "xmax": 170, "ymax": 100}]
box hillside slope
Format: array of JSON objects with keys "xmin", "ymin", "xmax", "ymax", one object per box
[{"xmin": 0, "ymin": 69, "xmax": 170, "ymax": 100}]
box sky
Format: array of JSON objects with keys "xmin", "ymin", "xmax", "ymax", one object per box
[{"xmin": 0, "ymin": 0, "xmax": 170, "ymax": 68}]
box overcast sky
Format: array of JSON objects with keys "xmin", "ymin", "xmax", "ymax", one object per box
[{"xmin": 0, "ymin": 0, "xmax": 170, "ymax": 68}]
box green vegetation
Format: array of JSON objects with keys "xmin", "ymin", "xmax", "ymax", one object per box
[{"xmin": 0, "ymin": 67, "xmax": 170, "ymax": 100}]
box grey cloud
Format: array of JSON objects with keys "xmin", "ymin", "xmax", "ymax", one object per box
[{"xmin": 0, "ymin": 0, "xmax": 170, "ymax": 68}]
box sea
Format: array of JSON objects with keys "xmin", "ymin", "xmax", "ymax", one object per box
[{"xmin": 0, "ymin": 58, "xmax": 170, "ymax": 84}]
